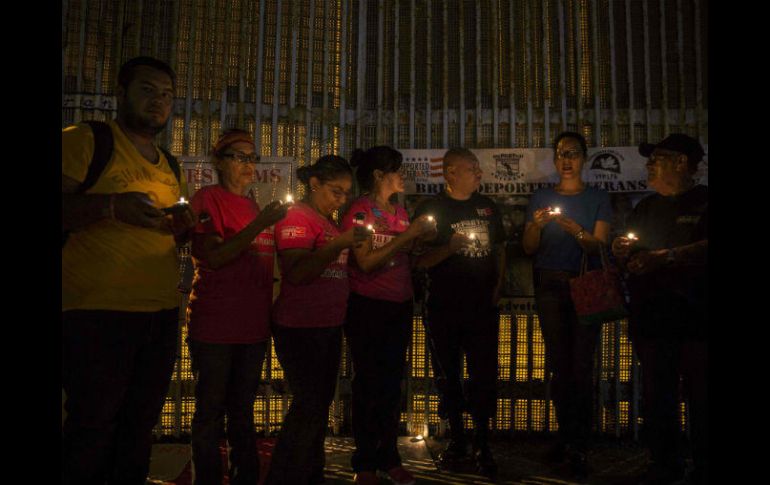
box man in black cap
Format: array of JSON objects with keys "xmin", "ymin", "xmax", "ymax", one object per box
[{"xmin": 612, "ymin": 134, "xmax": 708, "ymax": 484}]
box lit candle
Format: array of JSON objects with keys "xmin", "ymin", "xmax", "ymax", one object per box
[
  {"xmin": 177, "ymin": 196, "xmax": 188, "ymax": 205},
  {"xmin": 626, "ymin": 232, "xmax": 638, "ymax": 241},
  {"xmin": 427, "ymin": 215, "xmax": 434, "ymax": 222},
  {"xmin": 366, "ymin": 224, "xmax": 375, "ymax": 233},
  {"xmin": 285, "ymin": 194, "xmax": 294, "ymax": 204},
  {"xmin": 549, "ymin": 206, "xmax": 561, "ymax": 215},
  {"xmin": 469, "ymin": 233, "xmax": 476, "ymax": 239}
]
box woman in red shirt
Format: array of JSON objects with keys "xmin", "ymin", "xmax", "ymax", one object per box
[
  {"xmin": 187, "ymin": 129, "xmax": 288, "ymax": 485},
  {"xmin": 341, "ymin": 146, "xmax": 435, "ymax": 485},
  {"xmin": 266, "ymin": 155, "xmax": 367, "ymax": 485}
]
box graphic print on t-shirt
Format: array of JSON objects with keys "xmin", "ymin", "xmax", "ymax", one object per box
[{"xmin": 451, "ymin": 219, "xmax": 491, "ymax": 258}]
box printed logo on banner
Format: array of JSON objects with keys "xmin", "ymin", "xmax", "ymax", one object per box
[
  {"xmin": 281, "ymin": 226, "xmax": 306, "ymax": 239},
  {"xmin": 402, "ymin": 156, "xmax": 433, "ymax": 181},
  {"xmin": 493, "ymin": 153, "xmax": 525, "ymax": 181},
  {"xmin": 589, "ymin": 150, "xmax": 623, "ymax": 174}
]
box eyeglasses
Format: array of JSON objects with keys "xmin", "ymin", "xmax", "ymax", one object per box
[
  {"xmin": 556, "ymin": 149, "xmax": 583, "ymax": 160},
  {"xmin": 222, "ymin": 152, "xmax": 260, "ymax": 164}
]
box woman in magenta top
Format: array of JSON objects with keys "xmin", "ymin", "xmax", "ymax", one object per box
[
  {"xmin": 187, "ymin": 129, "xmax": 289, "ymax": 485},
  {"xmin": 341, "ymin": 146, "xmax": 435, "ymax": 485},
  {"xmin": 266, "ymin": 155, "xmax": 367, "ymax": 485}
]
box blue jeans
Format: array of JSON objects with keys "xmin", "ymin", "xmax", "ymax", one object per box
[
  {"xmin": 62, "ymin": 309, "xmax": 178, "ymax": 485},
  {"xmin": 189, "ymin": 339, "xmax": 268, "ymax": 485}
]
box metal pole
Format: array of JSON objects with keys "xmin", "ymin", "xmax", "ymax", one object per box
[
  {"xmin": 254, "ymin": 0, "xmax": 267, "ymax": 154},
  {"xmin": 74, "ymin": 0, "xmax": 88, "ymax": 123},
  {"xmin": 574, "ymin": 0, "xmax": 583, "ymax": 133},
  {"xmin": 475, "ymin": 0, "xmax": 482, "ymax": 146},
  {"xmin": 183, "ymin": 0, "xmax": 197, "ymax": 156},
  {"xmin": 340, "ymin": 0, "xmax": 349, "ymax": 155},
  {"xmin": 542, "ymin": 0, "xmax": 551, "ymax": 147},
  {"xmin": 642, "ymin": 0, "xmax": 652, "ymax": 142},
  {"xmin": 305, "ymin": 0, "xmax": 316, "ymax": 162},
  {"xmin": 321, "ymin": 0, "xmax": 331, "ymax": 154},
  {"xmin": 289, "ymin": 0, "xmax": 300, "ymax": 110},
  {"xmin": 133, "ymin": 0, "xmax": 143, "ymax": 58},
  {"xmin": 165, "ymin": 0, "xmax": 180, "ymax": 149},
  {"xmin": 356, "ymin": 0, "xmax": 367, "ymax": 149},
  {"xmin": 676, "ymin": 0, "xmax": 686, "ymax": 131},
  {"xmin": 237, "ymin": 0, "xmax": 248, "ymax": 127},
  {"xmin": 510, "ymin": 0, "xmax": 517, "ymax": 146},
  {"xmin": 624, "ymin": 0, "xmax": 635, "ymax": 146},
  {"xmin": 608, "ymin": 0, "xmax": 619, "ymax": 145},
  {"xmin": 376, "ymin": 0, "xmax": 384, "ymax": 145},
  {"xmin": 426, "ymin": 0, "xmax": 432, "ymax": 148},
  {"xmin": 694, "ymin": 0, "xmax": 704, "ymax": 142},
  {"xmin": 590, "ymin": 0, "xmax": 602, "ymax": 145},
  {"xmin": 557, "ymin": 0, "xmax": 567, "ymax": 133},
  {"xmin": 272, "ymin": 0, "xmax": 283, "ymax": 157},
  {"xmin": 410, "ymin": 0, "xmax": 416, "ymax": 148},
  {"xmin": 660, "ymin": 0, "xmax": 669, "ymax": 136},
  {"xmin": 524, "ymin": 0, "xmax": 533, "ymax": 146},
  {"xmin": 442, "ymin": 0, "xmax": 449, "ymax": 147},
  {"xmin": 458, "ymin": 0, "xmax": 465, "ymax": 146},
  {"xmin": 394, "ymin": 0, "xmax": 400, "ymax": 147},
  {"xmin": 152, "ymin": 0, "xmax": 161, "ymax": 59},
  {"xmin": 492, "ymin": 0, "xmax": 499, "ymax": 147}
]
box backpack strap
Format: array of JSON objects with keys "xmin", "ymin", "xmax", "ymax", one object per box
[
  {"xmin": 80, "ymin": 120, "xmax": 114, "ymax": 194},
  {"xmin": 159, "ymin": 146, "xmax": 181, "ymax": 184}
]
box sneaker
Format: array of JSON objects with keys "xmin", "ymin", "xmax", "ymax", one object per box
[
  {"xmin": 473, "ymin": 446, "xmax": 498, "ymax": 480},
  {"xmin": 384, "ymin": 466, "xmax": 415, "ymax": 485},
  {"xmin": 354, "ymin": 470, "xmax": 380, "ymax": 485}
]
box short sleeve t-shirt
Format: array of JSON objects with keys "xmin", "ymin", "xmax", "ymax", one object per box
[
  {"xmin": 413, "ymin": 191, "xmax": 505, "ymax": 300},
  {"xmin": 341, "ymin": 197, "xmax": 413, "ymax": 303},
  {"xmin": 186, "ymin": 185, "xmax": 274, "ymax": 344},
  {"xmin": 272, "ymin": 202, "xmax": 350, "ymax": 328},
  {"xmin": 626, "ymin": 185, "xmax": 708, "ymax": 338},
  {"xmin": 525, "ymin": 186, "xmax": 612, "ymax": 272},
  {"xmin": 62, "ymin": 120, "xmax": 188, "ymax": 312}
]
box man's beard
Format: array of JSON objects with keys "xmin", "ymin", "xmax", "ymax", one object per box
[{"xmin": 121, "ymin": 106, "xmax": 168, "ymax": 137}]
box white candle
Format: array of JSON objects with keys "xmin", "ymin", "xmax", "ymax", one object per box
[
  {"xmin": 550, "ymin": 206, "xmax": 561, "ymax": 215},
  {"xmin": 285, "ymin": 194, "xmax": 294, "ymax": 203},
  {"xmin": 178, "ymin": 196, "xmax": 188, "ymax": 205},
  {"xmin": 626, "ymin": 232, "xmax": 638, "ymax": 241},
  {"xmin": 427, "ymin": 215, "xmax": 434, "ymax": 222}
]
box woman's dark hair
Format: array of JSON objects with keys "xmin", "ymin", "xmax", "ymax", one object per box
[
  {"xmin": 553, "ymin": 131, "xmax": 588, "ymax": 157},
  {"xmin": 297, "ymin": 155, "xmax": 353, "ymax": 187},
  {"xmin": 349, "ymin": 146, "xmax": 403, "ymax": 192}
]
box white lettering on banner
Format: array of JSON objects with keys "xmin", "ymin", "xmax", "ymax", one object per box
[
  {"xmin": 180, "ymin": 157, "xmax": 297, "ymax": 208},
  {"xmin": 400, "ymin": 147, "xmax": 708, "ymax": 195},
  {"xmin": 371, "ymin": 233, "xmax": 394, "ymax": 249}
]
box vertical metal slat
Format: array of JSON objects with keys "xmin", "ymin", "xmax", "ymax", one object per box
[
  {"xmin": 355, "ymin": 0, "xmax": 367, "ymax": 149},
  {"xmin": 590, "ymin": 0, "xmax": 602, "ymax": 145},
  {"xmin": 304, "ymin": 0, "xmax": 316, "ymax": 162},
  {"xmin": 339, "ymin": 0, "xmax": 349, "ymax": 155},
  {"xmin": 557, "ymin": 0, "xmax": 567, "ymax": 134},
  {"xmin": 608, "ymin": 0, "xmax": 619, "ymax": 145},
  {"xmin": 624, "ymin": 0, "xmax": 635, "ymax": 146},
  {"xmin": 272, "ymin": 0, "xmax": 283, "ymax": 156},
  {"xmin": 642, "ymin": 0, "xmax": 652, "ymax": 142},
  {"xmin": 393, "ymin": 0, "xmax": 400, "ymax": 147},
  {"xmin": 254, "ymin": 0, "xmax": 266, "ymax": 154},
  {"xmin": 376, "ymin": 0, "xmax": 384, "ymax": 144}
]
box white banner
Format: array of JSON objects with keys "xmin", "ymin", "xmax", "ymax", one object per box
[
  {"xmin": 180, "ymin": 156, "xmax": 297, "ymax": 209},
  {"xmin": 402, "ymin": 146, "xmax": 708, "ymax": 195}
]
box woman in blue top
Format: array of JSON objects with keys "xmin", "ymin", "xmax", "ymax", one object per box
[{"xmin": 523, "ymin": 131, "xmax": 612, "ymax": 477}]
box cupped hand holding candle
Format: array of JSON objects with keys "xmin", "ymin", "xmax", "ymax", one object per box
[
  {"xmin": 549, "ymin": 206, "xmax": 561, "ymax": 215},
  {"xmin": 626, "ymin": 232, "xmax": 638, "ymax": 241}
]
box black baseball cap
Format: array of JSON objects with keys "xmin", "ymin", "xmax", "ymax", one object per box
[{"xmin": 639, "ymin": 133, "xmax": 705, "ymax": 164}]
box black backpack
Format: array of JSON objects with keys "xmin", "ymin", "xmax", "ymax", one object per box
[{"xmin": 62, "ymin": 120, "xmax": 181, "ymax": 247}]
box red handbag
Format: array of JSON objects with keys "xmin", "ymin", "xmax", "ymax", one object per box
[{"xmin": 569, "ymin": 245, "xmax": 628, "ymax": 325}]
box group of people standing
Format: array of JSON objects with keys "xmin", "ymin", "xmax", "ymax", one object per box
[{"xmin": 62, "ymin": 56, "xmax": 707, "ymax": 485}]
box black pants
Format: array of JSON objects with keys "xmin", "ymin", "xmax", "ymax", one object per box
[
  {"xmin": 631, "ymin": 326, "xmax": 708, "ymax": 482},
  {"xmin": 345, "ymin": 292, "xmax": 412, "ymax": 473},
  {"xmin": 534, "ymin": 270, "xmax": 601, "ymax": 450},
  {"xmin": 62, "ymin": 309, "xmax": 178, "ymax": 485},
  {"xmin": 426, "ymin": 289, "xmax": 499, "ymax": 443},
  {"xmin": 266, "ymin": 325, "xmax": 342, "ymax": 485},
  {"xmin": 189, "ymin": 339, "xmax": 268, "ymax": 485}
]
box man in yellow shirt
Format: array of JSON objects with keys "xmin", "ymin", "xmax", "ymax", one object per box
[{"xmin": 62, "ymin": 57, "xmax": 195, "ymax": 485}]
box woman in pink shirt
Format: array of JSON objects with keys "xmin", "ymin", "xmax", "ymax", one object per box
[
  {"xmin": 187, "ymin": 129, "xmax": 289, "ymax": 485},
  {"xmin": 341, "ymin": 146, "xmax": 436, "ymax": 485},
  {"xmin": 266, "ymin": 155, "xmax": 367, "ymax": 485}
]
